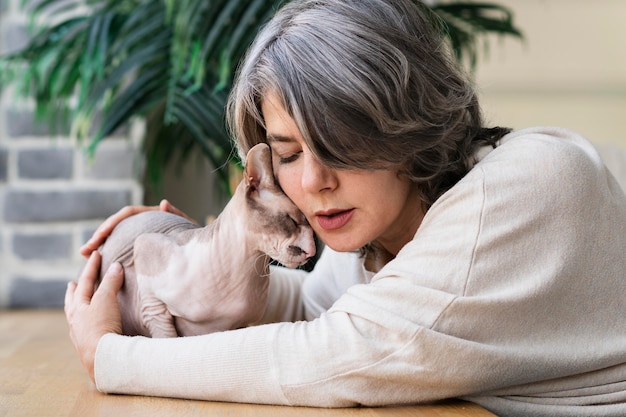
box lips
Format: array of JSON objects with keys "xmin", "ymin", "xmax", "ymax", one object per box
[{"xmin": 315, "ymin": 209, "xmax": 355, "ymax": 231}]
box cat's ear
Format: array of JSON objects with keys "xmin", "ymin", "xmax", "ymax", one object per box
[{"xmin": 244, "ymin": 143, "xmax": 275, "ymax": 191}]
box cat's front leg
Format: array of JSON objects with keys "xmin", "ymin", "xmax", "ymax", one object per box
[{"xmin": 136, "ymin": 280, "xmax": 178, "ymax": 338}]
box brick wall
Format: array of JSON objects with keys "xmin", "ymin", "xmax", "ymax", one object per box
[{"xmin": 0, "ymin": 0, "xmax": 144, "ymax": 308}]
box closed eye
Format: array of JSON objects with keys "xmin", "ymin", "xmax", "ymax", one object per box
[
  {"xmin": 267, "ymin": 135, "xmax": 301, "ymax": 165},
  {"xmin": 285, "ymin": 214, "xmax": 299, "ymax": 232},
  {"xmin": 278, "ymin": 152, "xmax": 300, "ymax": 164}
]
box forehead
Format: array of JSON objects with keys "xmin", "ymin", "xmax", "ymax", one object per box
[
  {"xmin": 261, "ymin": 92, "xmax": 303, "ymax": 143},
  {"xmin": 260, "ymin": 91, "xmax": 288, "ymax": 121}
]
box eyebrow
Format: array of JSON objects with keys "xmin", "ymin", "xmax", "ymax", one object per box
[{"xmin": 266, "ymin": 134, "xmax": 296, "ymax": 144}]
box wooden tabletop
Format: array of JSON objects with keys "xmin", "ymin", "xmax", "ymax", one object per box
[{"xmin": 0, "ymin": 309, "xmax": 495, "ymax": 417}]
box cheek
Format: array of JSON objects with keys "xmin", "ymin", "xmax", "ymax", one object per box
[{"xmin": 275, "ymin": 167, "xmax": 302, "ymax": 206}]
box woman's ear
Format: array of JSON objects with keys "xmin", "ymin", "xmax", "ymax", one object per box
[{"xmin": 244, "ymin": 143, "xmax": 275, "ymax": 191}]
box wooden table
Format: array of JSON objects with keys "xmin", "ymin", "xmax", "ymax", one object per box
[{"xmin": 0, "ymin": 310, "xmax": 495, "ymax": 417}]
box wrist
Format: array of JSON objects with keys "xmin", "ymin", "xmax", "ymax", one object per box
[{"xmin": 82, "ymin": 331, "xmax": 111, "ymax": 385}]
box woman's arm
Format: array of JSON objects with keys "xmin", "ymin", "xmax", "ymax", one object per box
[{"xmin": 70, "ymin": 128, "xmax": 626, "ymax": 412}]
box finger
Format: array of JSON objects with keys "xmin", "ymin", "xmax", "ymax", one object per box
[
  {"xmin": 80, "ymin": 223, "xmax": 114, "ymax": 257},
  {"xmin": 160, "ymin": 199, "xmax": 199, "ymax": 225},
  {"xmin": 80, "ymin": 211, "xmax": 131, "ymax": 256},
  {"xmin": 79, "ymin": 241, "xmax": 101, "ymax": 258},
  {"xmin": 93, "ymin": 262, "xmax": 124, "ymax": 302},
  {"xmin": 64, "ymin": 281, "xmax": 77, "ymax": 313},
  {"xmin": 75, "ymin": 251, "xmax": 101, "ymax": 304}
]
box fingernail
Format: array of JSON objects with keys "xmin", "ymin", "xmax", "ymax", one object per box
[{"xmin": 108, "ymin": 262, "xmax": 122, "ymax": 274}]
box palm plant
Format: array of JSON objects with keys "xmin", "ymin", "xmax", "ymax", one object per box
[{"xmin": 0, "ymin": 0, "xmax": 522, "ymax": 194}]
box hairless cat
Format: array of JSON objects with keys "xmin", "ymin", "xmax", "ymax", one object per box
[{"xmin": 98, "ymin": 143, "xmax": 316, "ymax": 338}]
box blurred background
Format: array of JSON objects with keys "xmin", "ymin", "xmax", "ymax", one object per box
[
  {"xmin": 475, "ymin": 0, "xmax": 626, "ymax": 148},
  {"xmin": 0, "ymin": 0, "xmax": 624, "ymax": 309}
]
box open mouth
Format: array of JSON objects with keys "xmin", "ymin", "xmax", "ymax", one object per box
[{"xmin": 316, "ymin": 209, "xmax": 355, "ymax": 231}]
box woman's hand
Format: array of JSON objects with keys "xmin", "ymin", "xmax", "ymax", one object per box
[
  {"xmin": 80, "ymin": 199, "xmax": 195, "ymax": 257},
  {"xmin": 64, "ymin": 251, "xmax": 124, "ymax": 383}
]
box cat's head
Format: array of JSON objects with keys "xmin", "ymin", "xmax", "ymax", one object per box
[{"xmin": 241, "ymin": 143, "xmax": 316, "ymax": 268}]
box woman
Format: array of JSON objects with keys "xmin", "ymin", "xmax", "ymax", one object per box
[{"xmin": 65, "ymin": 0, "xmax": 626, "ymax": 416}]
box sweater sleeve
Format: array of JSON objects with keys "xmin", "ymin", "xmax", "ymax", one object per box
[{"xmin": 95, "ymin": 127, "xmax": 626, "ymax": 411}]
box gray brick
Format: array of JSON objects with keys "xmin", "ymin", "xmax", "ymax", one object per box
[
  {"xmin": 5, "ymin": 108, "xmax": 71, "ymax": 137},
  {"xmin": 9, "ymin": 277, "xmax": 68, "ymax": 308},
  {"xmin": 0, "ymin": 148, "xmax": 7, "ymax": 182},
  {"xmin": 13, "ymin": 232, "xmax": 72, "ymax": 260},
  {"xmin": 18, "ymin": 148, "xmax": 73, "ymax": 179},
  {"xmin": 85, "ymin": 147, "xmax": 138, "ymax": 179},
  {"xmin": 4, "ymin": 189, "xmax": 131, "ymax": 222}
]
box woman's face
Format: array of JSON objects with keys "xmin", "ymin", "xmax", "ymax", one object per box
[{"xmin": 261, "ymin": 92, "xmax": 425, "ymax": 256}]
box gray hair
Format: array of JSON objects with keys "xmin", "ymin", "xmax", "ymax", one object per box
[{"xmin": 227, "ymin": 0, "xmax": 510, "ymax": 206}]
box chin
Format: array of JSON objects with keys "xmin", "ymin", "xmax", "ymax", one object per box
[{"xmin": 320, "ymin": 238, "xmax": 365, "ymax": 254}]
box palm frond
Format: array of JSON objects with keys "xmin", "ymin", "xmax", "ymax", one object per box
[{"xmin": 432, "ymin": 2, "xmax": 523, "ymax": 70}]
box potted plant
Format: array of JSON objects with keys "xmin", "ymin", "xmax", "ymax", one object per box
[{"xmin": 0, "ymin": 0, "xmax": 522, "ymax": 196}]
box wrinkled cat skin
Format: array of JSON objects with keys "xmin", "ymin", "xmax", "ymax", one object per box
[{"xmin": 98, "ymin": 143, "xmax": 316, "ymax": 338}]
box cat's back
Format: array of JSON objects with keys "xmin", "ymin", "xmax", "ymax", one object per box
[{"xmin": 99, "ymin": 211, "xmax": 199, "ymax": 273}]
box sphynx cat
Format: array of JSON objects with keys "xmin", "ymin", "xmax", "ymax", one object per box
[{"xmin": 98, "ymin": 143, "xmax": 316, "ymax": 338}]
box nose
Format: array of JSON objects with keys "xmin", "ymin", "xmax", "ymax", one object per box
[{"xmin": 301, "ymin": 152, "xmax": 337, "ymax": 194}]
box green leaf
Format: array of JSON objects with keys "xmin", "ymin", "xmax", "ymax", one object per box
[{"xmin": 432, "ymin": 2, "xmax": 523, "ymax": 69}]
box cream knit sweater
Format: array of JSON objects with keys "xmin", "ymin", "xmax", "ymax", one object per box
[{"xmin": 95, "ymin": 127, "xmax": 626, "ymax": 417}]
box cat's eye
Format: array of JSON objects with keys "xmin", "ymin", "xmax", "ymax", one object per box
[{"xmin": 286, "ymin": 214, "xmax": 299, "ymax": 231}]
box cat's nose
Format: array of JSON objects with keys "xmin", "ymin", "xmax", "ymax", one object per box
[
  {"xmin": 288, "ymin": 245, "xmax": 316, "ymax": 259},
  {"xmin": 288, "ymin": 245, "xmax": 305, "ymax": 257}
]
